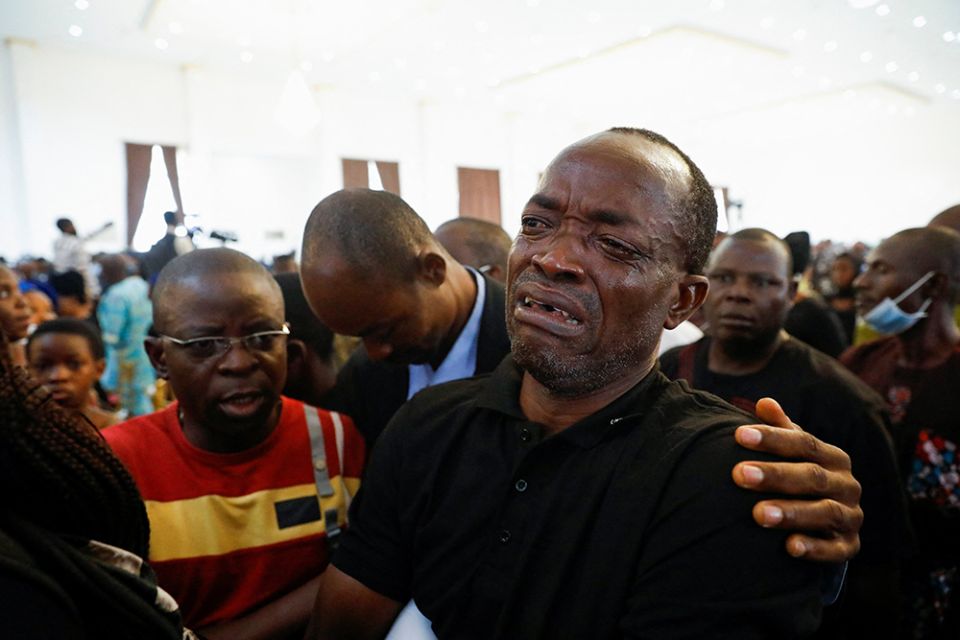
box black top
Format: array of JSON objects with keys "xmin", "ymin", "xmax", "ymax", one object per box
[
  {"xmin": 784, "ymin": 297, "xmax": 849, "ymax": 358},
  {"xmin": 660, "ymin": 336, "xmax": 913, "ymax": 566},
  {"xmin": 322, "ymin": 274, "xmax": 511, "ymax": 446},
  {"xmin": 333, "ymin": 356, "xmax": 824, "ymax": 639}
]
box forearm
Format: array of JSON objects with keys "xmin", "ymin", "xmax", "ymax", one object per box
[{"xmin": 197, "ymin": 575, "xmax": 321, "ymax": 640}]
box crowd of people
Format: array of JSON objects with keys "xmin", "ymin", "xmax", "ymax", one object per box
[{"xmin": 0, "ymin": 128, "xmax": 957, "ymax": 639}]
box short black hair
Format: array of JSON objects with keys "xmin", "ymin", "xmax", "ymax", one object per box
[
  {"xmin": 274, "ymin": 272, "xmax": 334, "ymax": 361},
  {"xmin": 887, "ymin": 227, "xmax": 960, "ymax": 305},
  {"xmin": 163, "ymin": 211, "xmax": 178, "ymax": 226},
  {"xmin": 152, "ymin": 248, "xmax": 282, "ymax": 332},
  {"xmin": 50, "ymin": 270, "xmax": 88, "ymax": 304},
  {"xmin": 28, "ymin": 318, "xmax": 105, "ymax": 360},
  {"xmin": 55, "ymin": 218, "xmax": 73, "ymax": 232},
  {"xmin": 606, "ymin": 127, "xmax": 717, "ymax": 274},
  {"xmin": 723, "ymin": 228, "xmax": 794, "ymax": 277},
  {"xmin": 302, "ymin": 188, "xmax": 434, "ymax": 282}
]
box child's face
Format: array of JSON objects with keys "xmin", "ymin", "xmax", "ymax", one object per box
[
  {"xmin": 0, "ymin": 268, "xmax": 31, "ymax": 341},
  {"xmin": 28, "ymin": 333, "xmax": 105, "ymax": 410}
]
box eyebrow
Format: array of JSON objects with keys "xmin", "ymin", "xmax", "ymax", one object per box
[
  {"xmin": 526, "ymin": 194, "xmax": 636, "ymax": 227},
  {"xmin": 526, "ymin": 193, "xmax": 561, "ymax": 211}
]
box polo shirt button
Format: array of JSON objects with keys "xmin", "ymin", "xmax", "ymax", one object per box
[
  {"xmin": 515, "ymin": 479, "xmax": 528, "ymax": 492},
  {"xmin": 519, "ymin": 428, "xmax": 531, "ymax": 442},
  {"xmin": 499, "ymin": 529, "xmax": 511, "ymax": 544}
]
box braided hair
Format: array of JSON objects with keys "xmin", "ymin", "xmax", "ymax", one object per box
[{"xmin": 0, "ymin": 330, "xmax": 150, "ymax": 557}]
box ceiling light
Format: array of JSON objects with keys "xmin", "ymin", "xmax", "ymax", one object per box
[
  {"xmin": 300, "ymin": 60, "xmax": 313, "ymax": 72},
  {"xmin": 944, "ymin": 31, "xmax": 957, "ymax": 43},
  {"xmin": 823, "ymin": 41, "xmax": 838, "ymax": 52},
  {"xmin": 368, "ymin": 71, "xmax": 381, "ymax": 83},
  {"xmin": 792, "ymin": 28, "xmax": 807, "ymax": 41},
  {"xmin": 74, "ymin": 0, "xmax": 89, "ymax": 9},
  {"xmin": 875, "ymin": 4, "xmax": 890, "ymax": 16},
  {"xmin": 240, "ymin": 51, "xmax": 253, "ymax": 63},
  {"xmin": 168, "ymin": 21, "xmax": 183, "ymax": 35},
  {"xmin": 587, "ymin": 12, "xmax": 602, "ymax": 24},
  {"xmin": 885, "ymin": 61, "xmax": 898, "ymax": 72},
  {"xmin": 907, "ymin": 71, "xmax": 920, "ymax": 82},
  {"xmin": 934, "ymin": 83, "xmax": 946, "ymax": 94},
  {"xmin": 859, "ymin": 50, "xmax": 873, "ymax": 62},
  {"xmin": 393, "ymin": 57, "xmax": 407, "ymax": 69},
  {"xmin": 321, "ymin": 51, "xmax": 335, "ymax": 62},
  {"xmin": 154, "ymin": 38, "xmax": 168, "ymax": 50},
  {"xmin": 912, "ymin": 16, "xmax": 927, "ymax": 28},
  {"xmin": 68, "ymin": 24, "xmax": 83, "ymax": 37},
  {"xmin": 237, "ymin": 36, "xmax": 251, "ymax": 47}
]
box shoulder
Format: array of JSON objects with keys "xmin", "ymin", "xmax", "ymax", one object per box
[
  {"xmin": 840, "ymin": 336, "xmax": 897, "ymax": 367},
  {"xmin": 102, "ymin": 406, "xmax": 177, "ymax": 457},
  {"xmin": 658, "ymin": 338, "xmax": 704, "ymax": 380}
]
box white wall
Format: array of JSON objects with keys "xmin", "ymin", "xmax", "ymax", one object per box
[{"xmin": 1, "ymin": 40, "xmax": 958, "ymax": 267}]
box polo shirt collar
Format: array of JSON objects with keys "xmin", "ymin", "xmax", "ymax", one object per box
[{"xmin": 476, "ymin": 354, "xmax": 668, "ymax": 449}]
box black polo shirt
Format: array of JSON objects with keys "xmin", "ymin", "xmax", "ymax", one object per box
[{"xmin": 334, "ymin": 356, "xmax": 823, "ymax": 639}]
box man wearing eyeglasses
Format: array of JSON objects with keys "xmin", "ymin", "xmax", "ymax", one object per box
[{"xmin": 103, "ymin": 247, "xmax": 366, "ymax": 640}]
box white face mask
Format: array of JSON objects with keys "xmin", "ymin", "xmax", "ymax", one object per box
[{"xmin": 861, "ymin": 270, "xmax": 935, "ymax": 335}]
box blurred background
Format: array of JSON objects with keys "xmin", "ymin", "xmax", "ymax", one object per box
[{"xmin": 1, "ymin": 0, "xmax": 958, "ymax": 261}]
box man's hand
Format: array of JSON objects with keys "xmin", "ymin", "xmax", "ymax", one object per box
[{"xmin": 732, "ymin": 397, "xmax": 863, "ymax": 563}]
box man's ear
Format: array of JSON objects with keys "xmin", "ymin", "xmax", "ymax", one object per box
[
  {"xmin": 144, "ymin": 338, "xmax": 169, "ymax": 379},
  {"xmin": 925, "ymin": 272, "xmax": 949, "ymax": 301},
  {"xmin": 664, "ymin": 274, "xmax": 709, "ymax": 330},
  {"xmin": 417, "ymin": 250, "xmax": 448, "ymax": 288},
  {"xmin": 286, "ymin": 338, "xmax": 307, "ymax": 381}
]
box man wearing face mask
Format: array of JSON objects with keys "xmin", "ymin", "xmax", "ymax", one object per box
[{"xmin": 841, "ymin": 226, "xmax": 960, "ymax": 639}]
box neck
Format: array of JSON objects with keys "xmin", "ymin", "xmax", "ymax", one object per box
[
  {"xmin": 179, "ymin": 400, "xmax": 283, "ymax": 453},
  {"xmin": 519, "ymin": 361, "xmax": 654, "ymax": 437},
  {"xmin": 429, "ymin": 263, "xmax": 478, "ymax": 369},
  {"xmin": 895, "ymin": 307, "xmax": 960, "ymax": 369},
  {"xmin": 708, "ymin": 330, "xmax": 786, "ymax": 375}
]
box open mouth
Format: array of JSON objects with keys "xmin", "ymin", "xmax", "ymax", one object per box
[
  {"xmin": 219, "ymin": 390, "xmax": 267, "ymax": 419},
  {"xmin": 520, "ymin": 295, "xmax": 582, "ymax": 325}
]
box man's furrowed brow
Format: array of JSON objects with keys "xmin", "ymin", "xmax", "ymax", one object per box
[
  {"xmin": 590, "ymin": 209, "xmax": 635, "ymax": 226},
  {"xmin": 526, "ymin": 193, "xmax": 561, "ymax": 211}
]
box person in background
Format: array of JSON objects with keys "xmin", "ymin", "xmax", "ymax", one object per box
[
  {"xmin": 23, "ymin": 288, "xmax": 56, "ymax": 328},
  {"xmin": 53, "ymin": 217, "xmax": 101, "ymax": 301},
  {"xmin": 97, "ymin": 253, "xmax": 154, "ymax": 417},
  {"xmin": 783, "ymin": 231, "xmax": 849, "ymax": 357},
  {"xmin": 828, "ymin": 252, "xmax": 862, "ymax": 345},
  {"xmin": 661, "ymin": 228, "xmax": 912, "ymax": 639},
  {"xmin": 272, "ymin": 252, "xmax": 299, "ymax": 275},
  {"xmin": 842, "ymin": 226, "xmax": 960, "ymax": 638},
  {"xmin": 50, "ymin": 269, "xmax": 95, "ymax": 321},
  {"xmin": 274, "ymin": 272, "xmax": 338, "ymax": 407},
  {"xmin": 0, "ymin": 264, "xmax": 32, "ymax": 366},
  {"xmin": 144, "ymin": 211, "xmax": 195, "ymax": 280},
  {"xmin": 104, "ymin": 248, "xmax": 365, "ymax": 639},
  {"xmin": 27, "ymin": 317, "xmax": 118, "ymax": 430},
  {"xmin": 434, "ymin": 217, "xmax": 512, "ymax": 283},
  {"xmin": 0, "ymin": 329, "xmax": 194, "ymax": 639}
]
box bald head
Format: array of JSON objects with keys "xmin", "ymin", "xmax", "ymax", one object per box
[
  {"xmin": 881, "ymin": 227, "xmax": 960, "ymax": 304},
  {"xmin": 302, "ymin": 188, "xmax": 435, "ymax": 284},
  {"xmin": 929, "ymin": 204, "xmax": 960, "ymax": 235},
  {"xmin": 435, "ymin": 217, "xmax": 512, "ymax": 282},
  {"xmin": 152, "ymin": 248, "xmax": 281, "ymax": 332}
]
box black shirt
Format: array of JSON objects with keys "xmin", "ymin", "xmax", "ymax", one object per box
[
  {"xmin": 660, "ymin": 336, "xmax": 912, "ymax": 566},
  {"xmin": 334, "ymin": 356, "xmax": 824, "ymax": 639}
]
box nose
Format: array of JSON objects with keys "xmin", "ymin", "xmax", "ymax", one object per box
[
  {"xmin": 45, "ymin": 363, "xmax": 71, "ymax": 383},
  {"xmin": 530, "ymin": 232, "xmax": 585, "ymax": 282},
  {"xmin": 723, "ymin": 275, "xmax": 753, "ymax": 302},
  {"xmin": 363, "ymin": 338, "xmax": 394, "ymax": 362},
  {"xmin": 216, "ymin": 341, "xmax": 260, "ymax": 374}
]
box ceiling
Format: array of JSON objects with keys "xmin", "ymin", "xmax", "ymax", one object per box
[{"xmin": 2, "ymin": 0, "xmax": 959, "ymax": 123}]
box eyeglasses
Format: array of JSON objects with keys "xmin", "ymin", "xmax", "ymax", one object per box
[{"xmin": 160, "ymin": 324, "xmax": 290, "ymax": 360}]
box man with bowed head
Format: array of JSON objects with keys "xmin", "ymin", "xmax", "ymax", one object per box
[{"xmin": 300, "ymin": 128, "xmax": 865, "ymax": 639}]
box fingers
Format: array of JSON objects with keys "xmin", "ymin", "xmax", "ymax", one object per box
[
  {"xmin": 735, "ymin": 425, "xmax": 853, "ymax": 472},
  {"xmin": 733, "ymin": 459, "xmax": 861, "ymax": 504},
  {"xmin": 751, "ymin": 499, "xmax": 864, "ymax": 562},
  {"xmin": 784, "ymin": 533, "xmax": 861, "ymax": 563},
  {"xmin": 753, "ymin": 397, "xmax": 799, "ymax": 431}
]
